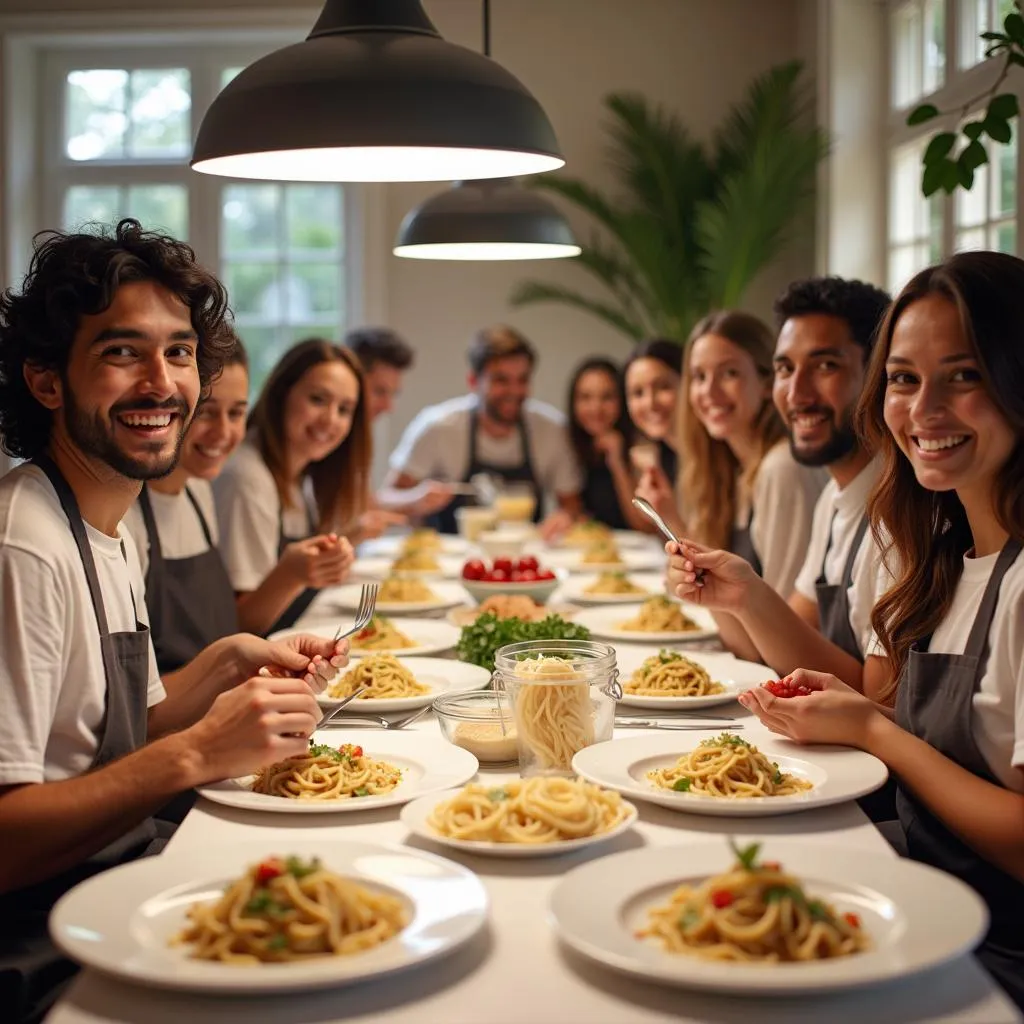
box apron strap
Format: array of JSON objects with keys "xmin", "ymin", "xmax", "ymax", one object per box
[
  {"xmin": 136, "ymin": 485, "xmax": 165, "ymax": 580},
  {"xmin": 962, "ymin": 538, "xmax": 1023, "ymax": 662},
  {"xmin": 840, "ymin": 515, "xmax": 870, "ymax": 588},
  {"xmin": 467, "ymin": 405, "xmax": 481, "ymax": 475},
  {"xmin": 183, "ymin": 486, "xmax": 216, "ymax": 548}
]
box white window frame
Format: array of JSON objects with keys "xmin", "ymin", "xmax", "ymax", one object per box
[{"xmin": 886, "ymin": 0, "xmax": 1024, "ymax": 289}]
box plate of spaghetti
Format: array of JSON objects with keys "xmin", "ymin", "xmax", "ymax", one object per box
[
  {"xmin": 549, "ymin": 837, "xmax": 987, "ymax": 994},
  {"xmin": 269, "ymin": 616, "xmax": 460, "ymax": 657},
  {"xmin": 573, "ymin": 599, "xmax": 718, "ymax": 642},
  {"xmin": 196, "ymin": 730, "xmax": 479, "ymax": 814},
  {"xmin": 352, "ymin": 554, "xmax": 466, "ymax": 580},
  {"xmin": 359, "ymin": 532, "xmax": 471, "ymax": 558},
  {"xmin": 572, "ymin": 732, "xmax": 888, "ymax": 817},
  {"xmin": 544, "ymin": 547, "xmax": 665, "ymax": 575},
  {"xmin": 323, "ymin": 579, "xmax": 467, "ymax": 614},
  {"xmin": 401, "ymin": 777, "xmax": 638, "ymax": 858},
  {"xmin": 50, "ymin": 838, "xmax": 489, "ymax": 993},
  {"xmin": 559, "ymin": 571, "xmax": 666, "ymax": 605},
  {"xmin": 316, "ymin": 655, "xmax": 490, "ymax": 713},
  {"xmin": 614, "ymin": 648, "xmax": 769, "ymax": 709}
]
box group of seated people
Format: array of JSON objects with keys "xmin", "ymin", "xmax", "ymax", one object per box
[{"xmin": 0, "ymin": 218, "xmax": 1020, "ymax": 1018}]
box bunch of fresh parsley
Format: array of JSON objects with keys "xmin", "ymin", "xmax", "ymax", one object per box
[{"xmin": 456, "ymin": 612, "xmax": 592, "ymax": 671}]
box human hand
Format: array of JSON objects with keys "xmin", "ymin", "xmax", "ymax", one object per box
[
  {"xmin": 186, "ymin": 675, "xmax": 321, "ymax": 783},
  {"xmin": 634, "ymin": 465, "xmax": 677, "ymax": 522},
  {"xmin": 356, "ymin": 508, "xmax": 407, "ymax": 540},
  {"xmin": 538, "ymin": 508, "xmax": 575, "ymax": 543},
  {"xmin": 279, "ymin": 533, "xmax": 354, "ymax": 588},
  {"xmin": 666, "ymin": 539, "xmax": 758, "ymax": 611},
  {"xmin": 738, "ymin": 669, "xmax": 885, "ymax": 748},
  {"xmin": 409, "ymin": 480, "xmax": 454, "ymax": 517},
  {"xmin": 593, "ymin": 430, "xmax": 626, "ymax": 467}
]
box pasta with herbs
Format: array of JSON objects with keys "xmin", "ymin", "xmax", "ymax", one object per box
[
  {"xmin": 564, "ymin": 520, "xmax": 613, "ymax": 547},
  {"xmin": 473, "ymin": 594, "xmax": 546, "ymax": 621},
  {"xmin": 510, "ymin": 656, "xmax": 594, "ymax": 771},
  {"xmin": 351, "ymin": 616, "xmax": 417, "ymax": 652},
  {"xmin": 390, "ymin": 550, "xmax": 441, "ymax": 573},
  {"xmin": 583, "ymin": 572, "xmax": 648, "ymax": 596},
  {"xmin": 252, "ymin": 742, "xmax": 402, "ymax": 801},
  {"xmin": 647, "ymin": 734, "xmax": 813, "ymax": 798},
  {"xmin": 174, "ymin": 854, "xmax": 407, "ymax": 963},
  {"xmin": 327, "ymin": 654, "xmax": 430, "ymax": 700},
  {"xmin": 378, "ymin": 576, "xmax": 439, "ymax": 604},
  {"xmin": 402, "ymin": 528, "xmax": 442, "ymax": 553},
  {"xmin": 637, "ymin": 840, "xmax": 870, "ymax": 962},
  {"xmin": 580, "ymin": 540, "xmax": 624, "ymax": 566},
  {"xmin": 618, "ymin": 596, "xmax": 699, "ymax": 633},
  {"xmin": 624, "ymin": 650, "xmax": 725, "ymax": 697},
  {"xmin": 427, "ymin": 777, "xmax": 630, "ymax": 844}
]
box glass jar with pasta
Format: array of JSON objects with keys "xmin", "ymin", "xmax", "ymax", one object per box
[{"xmin": 493, "ymin": 640, "xmax": 621, "ymax": 778}]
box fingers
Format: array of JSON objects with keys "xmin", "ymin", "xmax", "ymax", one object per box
[
  {"xmin": 787, "ymin": 668, "xmax": 831, "ymax": 692},
  {"xmin": 261, "ymin": 710, "xmax": 320, "ymax": 737}
]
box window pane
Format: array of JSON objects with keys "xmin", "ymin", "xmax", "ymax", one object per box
[
  {"xmin": 63, "ymin": 185, "xmax": 120, "ymax": 229},
  {"xmin": 892, "ymin": 2, "xmax": 923, "ymax": 107},
  {"xmin": 224, "ymin": 263, "xmax": 280, "ymax": 318},
  {"xmin": 285, "ymin": 264, "xmax": 340, "ymax": 322},
  {"xmin": 923, "ymin": 0, "xmax": 946, "ymax": 93},
  {"xmin": 890, "ymin": 141, "xmax": 941, "ymax": 246},
  {"xmin": 222, "ymin": 185, "xmax": 281, "ymax": 256},
  {"xmin": 993, "ymin": 220, "xmax": 1016, "ymax": 253},
  {"xmin": 956, "ymin": 160, "xmax": 989, "ymax": 227},
  {"xmin": 65, "ymin": 69, "xmax": 128, "ymax": 161},
  {"xmin": 286, "ymin": 323, "xmax": 338, "ymax": 345},
  {"xmin": 959, "ymin": 0, "xmax": 987, "ymax": 67},
  {"xmin": 126, "ymin": 184, "xmax": 188, "ymax": 238},
  {"xmin": 955, "ymin": 226, "xmax": 987, "ymax": 250},
  {"xmin": 285, "ymin": 185, "xmax": 343, "ymax": 253},
  {"xmin": 221, "ymin": 66, "xmax": 245, "ymax": 89},
  {"xmin": 235, "ymin": 325, "xmax": 284, "ymax": 398},
  {"xmin": 127, "ymin": 69, "xmax": 190, "ymax": 159},
  {"xmin": 889, "ymin": 244, "xmax": 924, "ymax": 291},
  {"xmin": 991, "ymin": 131, "xmax": 1017, "ymax": 219}
]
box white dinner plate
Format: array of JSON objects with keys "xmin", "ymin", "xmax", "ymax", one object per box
[
  {"xmin": 614, "ymin": 646, "xmax": 773, "ymax": 709},
  {"xmin": 559, "ymin": 572, "xmax": 668, "ymax": 605},
  {"xmin": 352, "ymin": 555, "xmax": 465, "ymax": 580},
  {"xmin": 572, "ymin": 733, "xmax": 889, "ymax": 816},
  {"xmin": 544, "ymin": 548, "xmax": 665, "ymax": 574},
  {"xmin": 554, "ymin": 529, "xmax": 655, "ymax": 551},
  {"xmin": 322, "ymin": 580, "xmax": 467, "ymax": 615},
  {"xmin": 574, "ymin": 602, "xmax": 719, "ymax": 643},
  {"xmin": 51, "ymin": 838, "xmax": 488, "ymax": 994},
  {"xmin": 270, "ymin": 617, "xmax": 460, "ymax": 657},
  {"xmin": 549, "ymin": 838, "xmax": 987, "ymax": 996},
  {"xmin": 399, "ymin": 787, "xmax": 639, "ymax": 858},
  {"xmin": 317, "ymin": 656, "xmax": 491, "ymax": 713},
  {"xmin": 197, "ymin": 730, "xmax": 479, "ymax": 814},
  {"xmin": 359, "ymin": 534, "xmax": 470, "ymax": 558}
]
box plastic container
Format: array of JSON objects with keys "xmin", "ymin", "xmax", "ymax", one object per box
[
  {"xmin": 433, "ymin": 689, "xmax": 518, "ymax": 767},
  {"xmin": 493, "ymin": 640, "xmax": 621, "ymax": 777},
  {"xmin": 455, "ymin": 506, "xmax": 499, "ymax": 542}
]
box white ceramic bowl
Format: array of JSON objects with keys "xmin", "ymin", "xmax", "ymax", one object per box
[
  {"xmin": 460, "ymin": 567, "xmax": 567, "ymax": 606},
  {"xmin": 478, "ymin": 528, "xmax": 531, "ymax": 561}
]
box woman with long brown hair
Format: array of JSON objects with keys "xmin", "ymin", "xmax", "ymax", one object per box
[
  {"xmin": 215, "ymin": 338, "xmax": 369, "ymax": 635},
  {"xmin": 737, "ymin": 251, "xmax": 1024, "ymax": 1009}
]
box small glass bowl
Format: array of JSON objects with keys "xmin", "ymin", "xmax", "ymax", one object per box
[{"xmin": 432, "ymin": 689, "xmax": 518, "ymax": 767}]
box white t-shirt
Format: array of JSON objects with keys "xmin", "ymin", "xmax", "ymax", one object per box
[
  {"xmin": 793, "ymin": 457, "xmax": 885, "ymax": 657},
  {"xmin": 0, "ymin": 465, "xmax": 164, "ymax": 785},
  {"xmin": 122, "ymin": 479, "xmax": 219, "ymax": 579},
  {"xmin": 923, "ymin": 548, "xmax": 1024, "ymax": 793},
  {"xmin": 214, "ymin": 439, "xmax": 314, "ymax": 592},
  {"xmin": 388, "ymin": 395, "xmax": 583, "ymax": 498},
  {"xmin": 741, "ymin": 441, "xmax": 828, "ymax": 597}
]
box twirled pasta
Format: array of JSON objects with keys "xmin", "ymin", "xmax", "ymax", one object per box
[
  {"xmin": 252, "ymin": 742, "xmax": 402, "ymax": 801},
  {"xmin": 583, "ymin": 572, "xmax": 648, "ymax": 596},
  {"xmin": 511, "ymin": 656, "xmax": 594, "ymax": 772},
  {"xmin": 351, "ymin": 616, "xmax": 417, "ymax": 652},
  {"xmin": 637, "ymin": 841, "xmax": 870, "ymax": 962},
  {"xmin": 647, "ymin": 733, "xmax": 813, "ymax": 798},
  {"xmin": 580, "ymin": 540, "xmax": 624, "ymax": 566},
  {"xmin": 427, "ymin": 777, "xmax": 629, "ymax": 844},
  {"xmin": 378, "ymin": 576, "xmax": 439, "ymax": 603},
  {"xmin": 624, "ymin": 650, "xmax": 725, "ymax": 697},
  {"xmin": 174, "ymin": 855, "xmax": 407, "ymax": 963},
  {"xmin": 618, "ymin": 596, "xmax": 699, "ymax": 633},
  {"xmin": 402, "ymin": 528, "xmax": 442, "ymax": 553},
  {"xmin": 327, "ymin": 654, "xmax": 430, "ymax": 700},
  {"xmin": 391, "ymin": 550, "xmax": 441, "ymax": 572},
  {"xmin": 563, "ymin": 520, "xmax": 613, "ymax": 548}
]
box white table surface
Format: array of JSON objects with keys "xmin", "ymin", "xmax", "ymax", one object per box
[{"xmin": 48, "ymin": 714, "xmax": 1022, "ymax": 1024}]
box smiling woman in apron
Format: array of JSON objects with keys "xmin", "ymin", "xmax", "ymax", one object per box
[
  {"xmin": 738, "ymin": 251, "xmax": 1024, "ymax": 1010},
  {"xmin": 214, "ymin": 339, "xmax": 368, "ymax": 636}
]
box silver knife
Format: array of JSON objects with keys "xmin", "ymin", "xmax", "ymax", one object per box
[{"xmin": 614, "ymin": 718, "xmax": 743, "ymax": 731}]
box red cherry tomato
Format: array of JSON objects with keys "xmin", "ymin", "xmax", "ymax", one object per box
[
  {"xmin": 462, "ymin": 559, "xmax": 486, "ymax": 580},
  {"xmin": 536, "ymin": 569, "xmax": 556, "ymax": 581},
  {"xmin": 493, "ymin": 557, "xmax": 514, "ymax": 574},
  {"xmin": 517, "ymin": 555, "xmax": 539, "ymax": 572},
  {"xmin": 256, "ymin": 858, "xmax": 285, "ymax": 884},
  {"xmin": 490, "ymin": 569, "xmax": 508, "ymax": 582},
  {"xmin": 763, "ymin": 678, "xmax": 813, "ymax": 698},
  {"xmin": 519, "ymin": 569, "xmax": 538, "ymax": 582},
  {"xmin": 710, "ymin": 889, "xmax": 734, "ymax": 908},
  {"xmin": 843, "ymin": 912, "xmax": 861, "ymax": 929}
]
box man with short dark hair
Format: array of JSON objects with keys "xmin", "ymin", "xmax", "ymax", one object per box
[
  {"xmin": 385, "ymin": 325, "xmax": 582, "ymax": 533},
  {"xmin": 345, "ymin": 326, "xmax": 413, "ymax": 422}
]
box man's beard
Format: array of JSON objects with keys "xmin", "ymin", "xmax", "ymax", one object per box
[
  {"xmin": 788, "ymin": 406, "xmax": 859, "ymax": 467},
  {"xmin": 484, "ymin": 396, "xmax": 523, "ymax": 426},
  {"xmin": 63, "ymin": 388, "xmax": 189, "ymax": 481}
]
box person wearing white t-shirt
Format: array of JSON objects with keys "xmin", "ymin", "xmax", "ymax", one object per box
[
  {"xmin": 0, "ymin": 221, "xmax": 345, "ymax": 1023},
  {"xmin": 382, "ymin": 325, "xmax": 583, "ymax": 537},
  {"xmin": 666, "ymin": 277, "xmax": 894, "ymax": 698},
  {"xmin": 738, "ymin": 251, "xmax": 1024, "ymax": 1010}
]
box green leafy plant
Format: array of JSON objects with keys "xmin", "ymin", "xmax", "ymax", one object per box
[
  {"xmin": 455, "ymin": 612, "xmax": 591, "ymax": 671},
  {"xmin": 909, "ymin": 3, "xmax": 1023, "ymax": 196},
  {"xmin": 509, "ymin": 61, "xmax": 828, "ymax": 344}
]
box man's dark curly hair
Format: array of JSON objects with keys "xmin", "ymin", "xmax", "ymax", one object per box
[
  {"xmin": 773, "ymin": 276, "xmax": 892, "ymax": 357},
  {"xmin": 0, "ymin": 218, "xmax": 232, "ymax": 459}
]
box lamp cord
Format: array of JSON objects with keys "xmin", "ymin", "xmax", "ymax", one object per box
[{"xmin": 482, "ymin": 0, "xmax": 491, "ymax": 57}]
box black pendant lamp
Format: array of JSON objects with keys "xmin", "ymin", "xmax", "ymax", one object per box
[
  {"xmin": 394, "ymin": 178, "xmax": 581, "ymax": 260},
  {"xmin": 393, "ymin": 0, "xmax": 580, "ymax": 261},
  {"xmin": 191, "ymin": 0, "xmax": 565, "ymax": 182}
]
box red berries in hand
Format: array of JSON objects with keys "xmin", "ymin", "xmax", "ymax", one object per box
[{"xmin": 763, "ymin": 678, "xmax": 813, "ymax": 698}]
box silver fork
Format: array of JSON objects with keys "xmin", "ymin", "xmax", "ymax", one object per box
[
  {"xmin": 315, "ymin": 686, "xmax": 367, "ymax": 728},
  {"xmin": 319, "ymin": 706, "xmax": 432, "ymax": 730},
  {"xmin": 632, "ymin": 496, "xmax": 706, "ymax": 585},
  {"xmin": 313, "ymin": 583, "xmax": 379, "ymax": 692}
]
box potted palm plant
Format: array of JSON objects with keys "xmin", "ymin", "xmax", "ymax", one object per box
[{"xmin": 510, "ymin": 61, "xmax": 828, "ymax": 344}]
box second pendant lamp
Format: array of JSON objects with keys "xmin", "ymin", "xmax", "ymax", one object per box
[{"xmin": 393, "ymin": 1, "xmax": 579, "ymax": 261}]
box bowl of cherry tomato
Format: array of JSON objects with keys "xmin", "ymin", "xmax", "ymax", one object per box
[{"xmin": 459, "ymin": 555, "xmax": 566, "ymax": 604}]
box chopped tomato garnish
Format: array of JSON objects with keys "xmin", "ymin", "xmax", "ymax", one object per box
[
  {"xmin": 761, "ymin": 861, "xmax": 781, "ymax": 872},
  {"xmin": 711, "ymin": 889, "xmax": 734, "ymax": 908},
  {"xmin": 338, "ymin": 744, "xmax": 363, "ymax": 758},
  {"xmin": 255, "ymin": 858, "xmax": 284, "ymax": 884},
  {"xmin": 843, "ymin": 912, "xmax": 861, "ymax": 928}
]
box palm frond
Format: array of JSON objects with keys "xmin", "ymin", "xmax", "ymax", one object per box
[
  {"xmin": 571, "ymin": 237, "xmax": 657, "ymax": 329},
  {"xmin": 508, "ymin": 281, "xmax": 648, "ymax": 341}
]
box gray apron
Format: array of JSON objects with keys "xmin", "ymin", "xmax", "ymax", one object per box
[
  {"xmin": 895, "ymin": 537, "xmax": 1024, "ymax": 1010},
  {"xmin": 137, "ymin": 484, "xmax": 238, "ymax": 673},
  {"xmin": 430, "ymin": 406, "xmax": 542, "ymax": 535},
  {"xmin": 729, "ymin": 505, "xmax": 763, "ymax": 577},
  {"xmin": 0, "ymin": 456, "xmax": 170, "ymax": 1024},
  {"xmin": 267, "ymin": 488, "xmax": 321, "ymax": 634}
]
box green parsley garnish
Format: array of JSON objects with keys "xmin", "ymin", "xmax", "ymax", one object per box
[
  {"xmin": 727, "ymin": 837, "xmax": 762, "ymax": 871},
  {"xmin": 455, "ymin": 612, "xmax": 591, "ymax": 671},
  {"xmin": 672, "ymin": 777, "xmax": 692, "ymax": 792},
  {"xmin": 353, "ymin": 786, "xmax": 370, "ymax": 797},
  {"xmin": 657, "ymin": 648, "xmax": 681, "ymax": 664},
  {"xmin": 487, "ymin": 787, "xmax": 509, "ymax": 802},
  {"xmin": 764, "ymin": 885, "xmax": 801, "ymax": 905},
  {"xmin": 308, "ymin": 742, "xmax": 343, "ymax": 762},
  {"xmin": 285, "ymin": 856, "xmax": 320, "ymax": 878},
  {"xmin": 807, "ymin": 899, "xmax": 832, "ymax": 922},
  {"xmin": 244, "ymin": 889, "xmax": 273, "ymax": 914},
  {"xmin": 701, "ymin": 732, "xmax": 750, "ymax": 749},
  {"xmin": 267, "ymin": 934, "xmax": 289, "ymax": 951},
  {"xmin": 678, "ymin": 907, "xmax": 700, "ymax": 930},
  {"xmin": 772, "ymin": 762, "xmax": 784, "ymax": 785}
]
